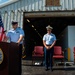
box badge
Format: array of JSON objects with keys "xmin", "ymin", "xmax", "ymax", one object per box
[{"xmin": 0, "ymin": 48, "xmax": 4, "ymax": 64}]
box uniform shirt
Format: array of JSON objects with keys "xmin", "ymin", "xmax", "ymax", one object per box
[
  {"xmin": 7, "ymin": 27, "xmax": 25, "ymax": 44},
  {"xmin": 43, "ymin": 33, "xmax": 56, "ymax": 45}
]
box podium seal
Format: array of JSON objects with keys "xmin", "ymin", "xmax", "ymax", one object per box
[{"xmin": 0, "ymin": 48, "xmax": 4, "ymax": 64}]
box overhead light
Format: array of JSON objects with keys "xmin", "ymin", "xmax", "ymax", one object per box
[
  {"xmin": 27, "ymin": 19, "xmax": 30, "ymax": 22},
  {"xmin": 61, "ymin": 35, "xmax": 64, "ymax": 37},
  {"xmin": 38, "ymin": 33, "xmax": 42, "ymax": 38},
  {"xmin": 35, "ymin": 29, "xmax": 36, "ymax": 30},
  {"xmin": 32, "ymin": 25, "xmax": 34, "ymax": 28}
]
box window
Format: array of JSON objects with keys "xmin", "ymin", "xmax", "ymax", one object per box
[{"xmin": 46, "ymin": 0, "xmax": 60, "ymax": 6}]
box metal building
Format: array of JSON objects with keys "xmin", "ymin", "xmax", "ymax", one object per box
[
  {"xmin": 0, "ymin": 0, "xmax": 75, "ymax": 31},
  {"xmin": 0, "ymin": 0, "xmax": 75, "ymax": 61}
]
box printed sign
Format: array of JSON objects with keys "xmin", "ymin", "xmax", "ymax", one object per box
[{"xmin": 0, "ymin": 48, "xmax": 4, "ymax": 64}]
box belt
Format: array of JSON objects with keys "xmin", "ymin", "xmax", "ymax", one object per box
[{"xmin": 46, "ymin": 44, "xmax": 51, "ymax": 46}]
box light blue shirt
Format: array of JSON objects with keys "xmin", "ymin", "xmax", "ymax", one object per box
[
  {"xmin": 43, "ymin": 33, "xmax": 56, "ymax": 45},
  {"xmin": 7, "ymin": 27, "xmax": 25, "ymax": 44}
]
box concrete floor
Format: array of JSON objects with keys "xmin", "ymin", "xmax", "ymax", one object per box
[{"xmin": 22, "ymin": 60, "xmax": 75, "ymax": 75}]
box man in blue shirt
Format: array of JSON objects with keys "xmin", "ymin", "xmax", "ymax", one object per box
[
  {"xmin": 43, "ymin": 25, "xmax": 56, "ymax": 71},
  {"xmin": 6, "ymin": 21, "xmax": 25, "ymax": 75},
  {"xmin": 7, "ymin": 21, "xmax": 24, "ymax": 44}
]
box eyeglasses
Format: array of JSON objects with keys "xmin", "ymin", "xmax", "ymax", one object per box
[{"xmin": 47, "ymin": 30, "xmax": 51, "ymax": 31}]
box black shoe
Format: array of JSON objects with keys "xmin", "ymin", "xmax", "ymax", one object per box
[
  {"xmin": 50, "ymin": 67, "xmax": 53, "ymax": 72},
  {"xmin": 45, "ymin": 68, "xmax": 49, "ymax": 71}
]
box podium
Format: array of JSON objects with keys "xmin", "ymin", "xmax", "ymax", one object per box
[{"xmin": 0, "ymin": 42, "xmax": 20, "ymax": 75}]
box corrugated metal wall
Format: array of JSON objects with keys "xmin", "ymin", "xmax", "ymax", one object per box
[{"xmin": 0, "ymin": 0, "xmax": 75, "ymax": 31}]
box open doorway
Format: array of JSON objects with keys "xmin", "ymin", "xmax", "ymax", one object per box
[{"xmin": 23, "ymin": 17, "xmax": 75, "ymax": 58}]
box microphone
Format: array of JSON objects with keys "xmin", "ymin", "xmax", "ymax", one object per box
[{"xmin": 3, "ymin": 30, "xmax": 7, "ymax": 33}]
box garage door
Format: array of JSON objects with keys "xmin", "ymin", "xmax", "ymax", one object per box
[{"xmin": 24, "ymin": 11, "xmax": 75, "ymax": 18}]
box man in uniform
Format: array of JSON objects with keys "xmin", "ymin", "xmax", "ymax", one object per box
[
  {"xmin": 6, "ymin": 21, "xmax": 25, "ymax": 75},
  {"xmin": 43, "ymin": 25, "xmax": 56, "ymax": 71}
]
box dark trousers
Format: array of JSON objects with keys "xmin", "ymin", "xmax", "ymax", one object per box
[
  {"xmin": 44, "ymin": 47, "xmax": 54, "ymax": 68},
  {"xmin": 19, "ymin": 44, "xmax": 22, "ymax": 75}
]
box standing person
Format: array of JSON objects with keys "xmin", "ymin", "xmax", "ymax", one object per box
[
  {"xmin": 6, "ymin": 21, "xmax": 25, "ymax": 75},
  {"xmin": 43, "ymin": 25, "xmax": 56, "ymax": 71}
]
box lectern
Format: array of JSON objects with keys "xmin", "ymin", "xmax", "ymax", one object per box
[{"xmin": 0, "ymin": 42, "xmax": 20, "ymax": 75}]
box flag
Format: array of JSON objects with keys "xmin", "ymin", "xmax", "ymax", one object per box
[{"xmin": 0, "ymin": 15, "xmax": 6, "ymax": 42}]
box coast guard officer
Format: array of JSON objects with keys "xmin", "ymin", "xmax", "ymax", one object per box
[
  {"xmin": 43, "ymin": 25, "xmax": 56, "ymax": 71},
  {"xmin": 6, "ymin": 21, "xmax": 25, "ymax": 75}
]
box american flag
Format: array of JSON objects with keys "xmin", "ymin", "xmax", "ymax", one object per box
[{"xmin": 0, "ymin": 15, "xmax": 6, "ymax": 42}]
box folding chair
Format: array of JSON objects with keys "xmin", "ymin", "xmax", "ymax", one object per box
[
  {"xmin": 53, "ymin": 46, "xmax": 64, "ymax": 65},
  {"xmin": 32, "ymin": 46, "xmax": 44, "ymax": 65}
]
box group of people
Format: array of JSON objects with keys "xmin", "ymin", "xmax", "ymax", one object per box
[{"xmin": 4, "ymin": 20, "xmax": 56, "ymax": 74}]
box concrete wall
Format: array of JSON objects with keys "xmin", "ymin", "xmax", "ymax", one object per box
[
  {"xmin": 58, "ymin": 26, "xmax": 75, "ymax": 61},
  {"xmin": 68, "ymin": 26, "xmax": 75, "ymax": 61}
]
